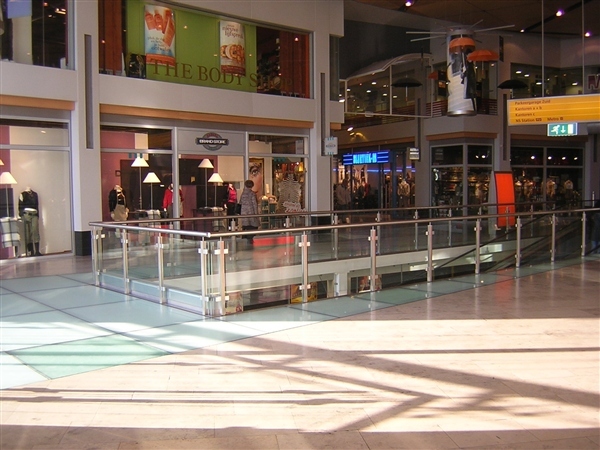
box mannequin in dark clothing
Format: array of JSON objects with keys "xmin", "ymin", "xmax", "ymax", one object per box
[{"xmin": 19, "ymin": 187, "xmax": 42, "ymax": 256}]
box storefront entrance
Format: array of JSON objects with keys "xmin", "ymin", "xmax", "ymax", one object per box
[{"xmin": 336, "ymin": 147, "xmax": 414, "ymax": 211}]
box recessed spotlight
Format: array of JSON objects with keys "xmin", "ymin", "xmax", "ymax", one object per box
[
  {"xmin": 585, "ymin": 31, "xmax": 592, "ymax": 37},
  {"xmin": 556, "ymin": 9, "xmax": 564, "ymax": 16}
]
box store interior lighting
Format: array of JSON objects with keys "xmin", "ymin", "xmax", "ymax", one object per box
[
  {"xmin": 143, "ymin": 172, "xmax": 161, "ymax": 210},
  {"xmin": 131, "ymin": 155, "xmax": 149, "ymax": 209},
  {"xmin": 208, "ymin": 172, "xmax": 223, "ymax": 207}
]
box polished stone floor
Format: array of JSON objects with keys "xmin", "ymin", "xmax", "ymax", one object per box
[{"xmin": 0, "ymin": 254, "xmax": 599, "ymax": 449}]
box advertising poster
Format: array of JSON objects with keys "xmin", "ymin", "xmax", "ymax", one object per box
[
  {"xmin": 446, "ymin": 34, "xmax": 477, "ymax": 116},
  {"xmin": 144, "ymin": 4, "xmax": 175, "ymax": 66},
  {"xmin": 220, "ymin": 21, "xmax": 246, "ymax": 76}
]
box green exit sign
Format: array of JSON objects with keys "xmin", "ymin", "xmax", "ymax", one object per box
[{"xmin": 547, "ymin": 123, "xmax": 578, "ymax": 136}]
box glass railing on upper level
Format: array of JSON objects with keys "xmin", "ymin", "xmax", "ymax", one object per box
[{"xmin": 90, "ymin": 202, "xmax": 600, "ymax": 317}]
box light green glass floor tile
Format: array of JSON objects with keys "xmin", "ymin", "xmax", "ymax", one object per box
[
  {"xmin": 290, "ymin": 296, "xmax": 392, "ymax": 317},
  {"xmin": 355, "ymin": 287, "xmax": 434, "ymax": 304},
  {"xmin": 10, "ymin": 335, "xmax": 168, "ymax": 379}
]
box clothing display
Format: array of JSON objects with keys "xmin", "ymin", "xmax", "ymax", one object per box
[
  {"xmin": 19, "ymin": 188, "xmax": 42, "ymax": 256},
  {"xmin": 162, "ymin": 184, "xmax": 183, "ymax": 218},
  {"xmin": 109, "ymin": 185, "xmax": 129, "ymax": 221},
  {"xmin": 224, "ymin": 184, "xmax": 237, "ymax": 215}
]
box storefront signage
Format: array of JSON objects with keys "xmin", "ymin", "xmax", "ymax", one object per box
[
  {"xmin": 507, "ymin": 94, "xmax": 600, "ymax": 126},
  {"xmin": 323, "ymin": 136, "xmax": 337, "ymax": 156},
  {"xmin": 195, "ymin": 133, "xmax": 229, "ymax": 150},
  {"xmin": 547, "ymin": 123, "xmax": 578, "ymax": 137},
  {"xmin": 343, "ymin": 151, "xmax": 389, "ymax": 165},
  {"xmin": 409, "ymin": 147, "xmax": 420, "ymax": 161}
]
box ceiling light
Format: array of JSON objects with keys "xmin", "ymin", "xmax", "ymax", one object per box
[
  {"xmin": 347, "ymin": 126, "xmax": 354, "ymax": 132},
  {"xmin": 585, "ymin": 31, "xmax": 592, "ymax": 37},
  {"xmin": 516, "ymin": 70, "xmax": 522, "ymax": 74},
  {"xmin": 405, "ymin": 1, "xmax": 413, "ymax": 6},
  {"xmin": 556, "ymin": 9, "xmax": 564, "ymax": 16},
  {"xmin": 520, "ymin": 29, "xmax": 525, "ymax": 33}
]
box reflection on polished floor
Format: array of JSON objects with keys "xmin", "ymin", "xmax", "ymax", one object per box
[{"xmin": 1, "ymin": 254, "xmax": 599, "ymax": 449}]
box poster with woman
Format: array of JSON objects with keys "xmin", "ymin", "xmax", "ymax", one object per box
[
  {"xmin": 249, "ymin": 158, "xmax": 263, "ymax": 199},
  {"xmin": 144, "ymin": 5, "xmax": 176, "ymax": 66}
]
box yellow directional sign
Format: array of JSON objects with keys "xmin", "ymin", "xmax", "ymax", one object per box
[{"xmin": 507, "ymin": 94, "xmax": 600, "ymax": 126}]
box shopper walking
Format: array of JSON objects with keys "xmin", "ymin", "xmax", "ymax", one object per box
[{"xmin": 240, "ymin": 179, "xmax": 260, "ymax": 242}]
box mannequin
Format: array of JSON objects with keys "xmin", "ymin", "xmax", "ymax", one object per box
[
  {"xmin": 18, "ymin": 187, "xmax": 42, "ymax": 256},
  {"xmin": 398, "ymin": 178, "xmax": 410, "ymax": 208},
  {"xmin": 546, "ymin": 178, "xmax": 556, "ymax": 199},
  {"xmin": 108, "ymin": 185, "xmax": 128, "ymax": 221}
]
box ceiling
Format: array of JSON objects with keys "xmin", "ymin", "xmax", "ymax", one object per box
[{"xmin": 353, "ymin": 0, "xmax": 600, "ymax": 38}]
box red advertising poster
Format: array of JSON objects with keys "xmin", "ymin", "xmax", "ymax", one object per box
[
  {"xmin": 220, "ymin": 21, "xmax": 246, "ymax": 76},
  {"xmin": 494, "ymin": 172, "xmax": 516, "ymax": 227},
  {"xmin": 145, "ymin": 5, "xmax": 175, "ymax": 66}
]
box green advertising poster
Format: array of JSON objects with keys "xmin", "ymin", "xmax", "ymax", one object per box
[{"xmin": 126, "ymin": 0, "xmax": 257, "ymax": 92}]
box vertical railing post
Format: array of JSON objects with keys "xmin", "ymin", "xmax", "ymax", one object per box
[
  {"xmin": 92, "ymin": 227, "xmax": 101, "ymax": 286},
  {"xmin": 426, "ymin": 223, "xmax": 434, "ymax": 282},
  {"xmin": 505, "ymin": 207, "xmax": 510, "ymax": 235},
  {"xmin": 332, "ymin": 214, "xmax": 339, "ymax": 259},
  {"xmin": 121, "ymin": 229, "xmax": 130, "ymax": 294},
  {"xmin": 156, "ymin": 234, "xmax": 166, "ymax": 304},
  {"xmin": 376, "ymin": 211, "xmax": 381, "ymax": 254},
  {"xmin": 199, "ymin": 239, "xmax": 209, "ymax": 314},
  {"xmin": 474, "ymin": 218, "xmax": 481, "ymax": 275},
  {"xmin": 414, "ymin": 210, "xmax": 419, "ymax": 250},
  {"xmin": 551, "ymin": 213, "xmax": 556, "ymax": 263},
  {"xmin": 215, "ymin": 239, "xmax": 227, "ymax": 316},
  {"xmin": 369, "ymin": 227, "xmax": 378, "ymax": 291},
  {"xmin": 299, "ymin": 232, "xmax": 310, "ymax": 303},
  {"xmin": 581, "ymin": 212, "xmax": 587, "ymax": 257},
  {"xmin": 229, "ymin": 218, "xmax": 237, "ymax": 256},
  {"xmin": 515, "ymin": 216, "xmax": 522, "ymax": 268},
  {"xmin": 447, "ymin": 208, "xmax": 452, "ymax": 246}
]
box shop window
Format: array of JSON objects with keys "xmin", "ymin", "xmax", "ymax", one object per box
[
  {"xmin": 510, "ymin": 147, "xmax": 543, "ymax": 166},
  {"xmin": 511, "ymin": 145, "xmax": 583, "ymax": 210},
  {"xmin": 467, "ymin": 145, "xmax": 491, "ymax": 164},
  {"xmin": 0, "ymin": 147, "xmax": 71, "ymax": 260},
  {"xmin": 97, "ymin": 0, "xmax": 311, "ymax": 98},
  {"xmin": 432, "ymin": 145, "xmax": 463, "ymax": 166},
  {"xmin": 0, "ymin": 0, "xmax": 68, "ymax": 68}
]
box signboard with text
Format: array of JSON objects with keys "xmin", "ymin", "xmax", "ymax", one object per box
[{"xmin": 507, "ymin": 94, "xmax": 600, "ymax": 126}]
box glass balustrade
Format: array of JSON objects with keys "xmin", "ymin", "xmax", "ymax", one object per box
[{"xmin": 90, "ymin": 203, "xmax": 599, "ymax": 317}]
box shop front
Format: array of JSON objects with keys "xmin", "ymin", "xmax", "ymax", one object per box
[
  {"xmin": 336, "ymin": 145, "xmax": 416, "ymax": 213},
  {"xmin": 100, "ymin": 123, "xmax": 310, "ymax": 230},
  {"xmin": 0, "ymin": 117, "xmax": 73, "ymax": 261}
]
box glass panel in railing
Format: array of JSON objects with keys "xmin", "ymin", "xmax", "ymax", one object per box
[
  {"xmin": 98, "ymin": 227, "xmax": 127, "ymax": 291},
  {"xmin": 223, "ymin": 232, "xmax": 303, "ymax": 313},
  {"xmin": 552, "ymin": 211, "xmax": 583, "ymax": 261}
]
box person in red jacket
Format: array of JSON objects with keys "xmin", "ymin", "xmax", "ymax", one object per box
[{"xmin": 162, "ymin": 183, "xmax": 184, "ymax": 218}]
